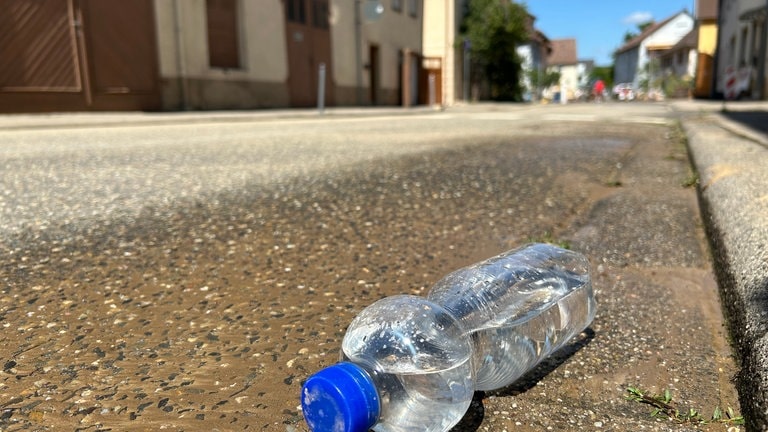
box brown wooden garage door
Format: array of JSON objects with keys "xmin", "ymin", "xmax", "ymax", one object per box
[{"xmin": 0, "ymin": 0, "xmax": 160, "ymax": 112}]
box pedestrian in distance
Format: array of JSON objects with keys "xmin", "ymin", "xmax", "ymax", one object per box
[{"xmin": 593, "ymin": 79, "xmax": 606, "ymax": 103}]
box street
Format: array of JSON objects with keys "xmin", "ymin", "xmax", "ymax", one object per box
[{"xmin": 0, "ymin": 103, "xmax": 741, "ymax": 431}]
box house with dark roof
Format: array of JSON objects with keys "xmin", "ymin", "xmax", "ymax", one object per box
[
  {"xmin": 546, "ymin": 39, "xmax": 580, "ymax": 101},
  {"xmin": 613, "ymin": 10, "xmax": 694, "ymax": 92},
  {"xmin": 517, "ymin": 13, "xmax": 552, "ymax": 101},
  {"xmin": 660, "ymin": 28, "xmax": 699, "ymax": 79}
]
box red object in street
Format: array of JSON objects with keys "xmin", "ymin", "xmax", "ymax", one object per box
[{"xmin": 594, "ymin": 79, "xmax": 605, "ymax": 101}]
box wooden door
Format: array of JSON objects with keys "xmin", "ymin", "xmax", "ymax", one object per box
[
  {"xmin": 80, "ymin": 0, "xmax": 160, "ymax": 110},
  {"xmin": 0, "ymin": 0, "xmax": 159, "ymax": 112},
  {"xmin": 369, "ymin": 44, "xmax": 379, "ymax": 105},
  {"xmin": 0, "ymin": 0, "xmax": 84, "ymax": 111},
  {"xmin": 284, "ymin": 0, "xmax": 334, "ymax": 107}
]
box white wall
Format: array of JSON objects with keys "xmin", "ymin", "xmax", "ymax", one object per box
[
  {"xmin": 637, "ymin": 13, "xmax": 694, "ymax": 88},
  {"xmin": 715, "ymin": 0, "xmax": 764, "ymax": 94},
  {"xmin": 613, "ymin": 12, "xmax": 694, "ymax": 89},
  {"xmin": 559, "ymin": 64, "xmax": 580, "ymax": 98}
]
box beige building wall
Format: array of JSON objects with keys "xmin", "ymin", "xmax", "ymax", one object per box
[
  {"xmin": 331, "ymin": 0, "xmax": 424, "ymax": 105},
  {"xmin": 154, "ymin": 0, "xmax": 289, "ymax": 110},
  {"xmin": 423, "ymin": 0, "xmax": 466, "ymax": 106}
]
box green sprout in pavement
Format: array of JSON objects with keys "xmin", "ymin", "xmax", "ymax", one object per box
[{"xmin": 625, "ymin": 386, "xmax": 744, "ymax": 426}]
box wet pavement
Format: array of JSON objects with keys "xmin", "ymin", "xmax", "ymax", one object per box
[{"xmin": 0, "ymin": 103, "xmax": 742, "ymax": 431}]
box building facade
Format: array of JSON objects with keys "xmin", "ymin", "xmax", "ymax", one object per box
[
  {"xmin": 518, "ymin": 14, "xmax": 551, "ymax": 102},
  {"xmin": 0, "ymin": 0, "xmax": 425, "ymax": 112},
  {"xmin": 715, "ymin": 0, "xmax": 768, "ymax": 99},
  {"xmin": 422, "ymin": 0, "xmax": 469, "ymax": 106},
  {"xmin": 694, "ymin": 0, "xmax": 719, "ymax": 97},
  {"xmin": 547, "ymin": 39, "xmax": 580, "ymax": 101},
  {"xmin": 614, "ymin": 11, "xmax": 694, "ymax": 91}
]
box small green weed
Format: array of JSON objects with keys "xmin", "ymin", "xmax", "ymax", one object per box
[
  {"xmin": 681, "ymin": 171, "xmax": 699, "ymax": 188},
  {"xmin": 528, "ymin": 232, "xmax": 571, "ymax": 249},
  {"xmin": 625, "ymin": 386, "xmax": 744, "ymax": 426}
]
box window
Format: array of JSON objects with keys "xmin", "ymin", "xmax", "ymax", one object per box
[
  {"xmin": 206, "ymin": 0, "xmax": 240, "ymax": 69},
  {"xmin": 753, "ymin": 22, "xmax": 763, "ymax": 67},
  {"xmin": 392, "ymin": 0, "xmax": 402, "ymax": 12},
  {"xmin": 740, "ymin": 27, "xmax": 749, "ymax": 65},
  {"xmin": 408, "ymin": 0, "xmax": 418, "ymax": 17},
  {"xmin": 312, "ymin": 0, "xmax": 329, "ymax": 29},
  {"xmin": 286, "ymin": 0, "xmax": 306, "ymax": 24}
]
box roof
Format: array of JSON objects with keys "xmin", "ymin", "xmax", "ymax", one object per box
[
  {"xmin": 524, "ymin": 13, "xmax": 549, "ymax": 45},
  {"xmin": 547, "ymin": 39, "xmax": 578, "ymax": 66},
  {"xmin": 672, "ymin": 28, "xmax": 698, "ymax": 51},
  {"xmin": 696, "ymin": 0, "xmax": 718, "ymax": 21},
  {"xmin": 614, "ymin": 11, "xmax": 689, "ymax": 55},
  {"xmin": 661, "ymin": 28, "xmax": 698, "ymax": 58},
  {"xmin": 740, "ymin": 6, "xmax": 768, "ymax": 21}
]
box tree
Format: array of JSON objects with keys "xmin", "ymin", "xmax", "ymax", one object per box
[
  {"xmin": 637, "ymin": 20, "xmax": 654, "ymax": 32},
  {"xmin": 527, "ymin": 68, "xmax": 561, "ymax": 92},
  {"xmin": 462, "ymin": 0, "xmax": 529, "ymax": 101},
  {"xmin": 590, "ymin": 66, "xmax": 614, "ymax": 88},
  {"xmin": 623, "ymin": 20, "xmax": 654, "ymax": 42}
]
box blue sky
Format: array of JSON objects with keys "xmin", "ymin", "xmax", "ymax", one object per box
[{"xmin": 523, "ymin": 0, "xmax": 696, "ymax": 66}]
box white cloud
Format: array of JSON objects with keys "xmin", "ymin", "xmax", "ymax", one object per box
[{"xmin": 622, "ymin": 11, "xmax": 653, "ymax": 25}]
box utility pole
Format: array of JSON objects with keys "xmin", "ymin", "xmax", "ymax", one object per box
[{"xmin": 354, "ymin": 0, "xmax": 363, "ymax": 105}]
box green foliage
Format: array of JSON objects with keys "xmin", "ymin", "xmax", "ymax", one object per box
[
  {"xmin": 625, "ymin": 386, "xmax": 745, "ymax": 426},
  {"xmin": 623, "ymin": 20, "xmax": 654, "ymax": 43},
  {"xmin": 527, "ymin": 68, "xmax": 561, "ymax": 90},
  {"xmin": 462, "ymin": 0, "xmax": 529, "ymax": 101},
  {"xmin": 637, "ymin": 20, "xmax": 655, "ymax": 32},
  {"xmin": 590, "ymin": 66, "xmax": 614, "ymax": 88},
  {"xmin": 660, "ymin": 73, "xmax": 693, "ymax": 98}
]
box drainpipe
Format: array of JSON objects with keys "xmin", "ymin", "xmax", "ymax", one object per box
[
  {"xmin": 761, "ymin": 3, "xmax": 768, "ymax": 99},
  {"xmin": 711, "ymin": 0, "xmax": 725, "ymax": 99},
  {"xmin": 173, "ymin": 0, "xmax": 189, "ymax": 110}
]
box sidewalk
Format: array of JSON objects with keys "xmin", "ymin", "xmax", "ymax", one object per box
[
  {"xmin": 671, "ymin": 99, "xmax": 768, "ymax": 431},
  {"xmin": 0, "ymin": 105, "xmax": 451, "ymax": 131}
]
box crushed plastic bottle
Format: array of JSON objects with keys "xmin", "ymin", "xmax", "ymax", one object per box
[{"xmin": 301, "ymin": 243, "xmax": 597, "ymax": 432}]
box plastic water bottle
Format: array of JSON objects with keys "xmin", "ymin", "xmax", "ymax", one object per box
[{"xmin": 301, "ymin": 243, "xmax": 597, "ymax": 432}]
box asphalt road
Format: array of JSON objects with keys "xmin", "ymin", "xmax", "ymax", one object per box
[{"xmin": 0, "ymin": 103, "xmax": 742, "ymax": 431}]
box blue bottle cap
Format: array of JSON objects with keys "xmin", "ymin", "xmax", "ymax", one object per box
[{"xmin": 301, "ymin": 362, "xmax": 380, "ymax": 432}]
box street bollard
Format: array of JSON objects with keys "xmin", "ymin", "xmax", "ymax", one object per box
[
  {"xmin": 318, "ymin": 63, "xmax": 326, "ymax": 114},
  {"xmin": 428, "ymin": 73, "xmax": 436, "ymax": 108}
]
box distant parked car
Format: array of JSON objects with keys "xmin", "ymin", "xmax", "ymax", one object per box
[{"xmin": 613, "ymin": 83, "xmax": 635, "ymax": 101}]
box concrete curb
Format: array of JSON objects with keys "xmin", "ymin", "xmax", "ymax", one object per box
[
  {"xmin": 0, "ymin": 106, "xmax": 443, "ymax": 131},
  {"xmin": 677, "ymin": 103, "xmax": 768, "ymax": 431}
]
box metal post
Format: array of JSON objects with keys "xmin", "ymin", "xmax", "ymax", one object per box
[
  {"xmin": 354, "ymin": 0, "xmax": 363, "ymax": 105},
  {"xmin": 428, "ymin": 72, "xmax": 436, "ymax": 107},
  {"xmin": 758, "ymin": 16, "xmax": 767, "ymax": 99},
  {"xmin": 463, "ymin": 39, "xmax": 470, "ymax": 102},
  {"xmin": 317, "ymin": 63, "xmax": 326, "ymax": 114}
]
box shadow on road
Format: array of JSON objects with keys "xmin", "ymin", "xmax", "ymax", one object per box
[
  {"xmin": 721, "ymin": 110, "xmax": 768, "ymax": 135},
  {"xmin": 450, "ymin": 328, "xmax": 596, "ymax": 431}
]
